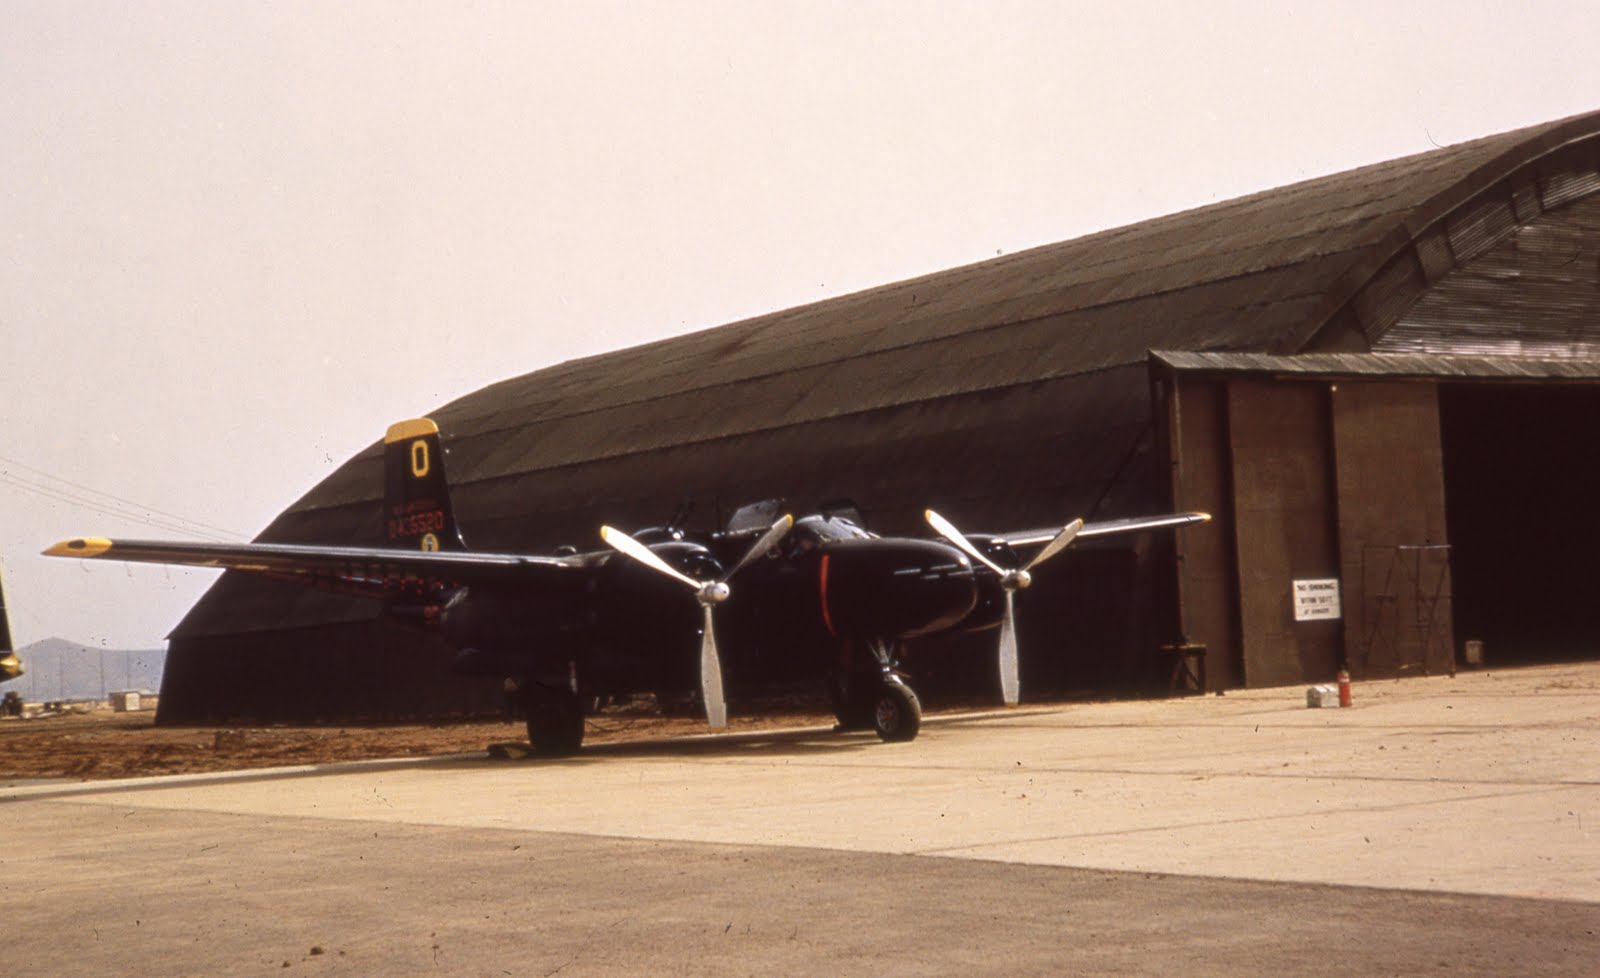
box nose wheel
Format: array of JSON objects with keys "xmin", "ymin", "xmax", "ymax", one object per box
[
  {"xmin": 828, "ymin": 639, "xmax": 924, "ymax": 743},
  {"xmin": 871, "ymin": 681, "xmax": 922, "ymax": 742}
]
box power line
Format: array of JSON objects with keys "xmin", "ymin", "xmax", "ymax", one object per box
[
  {"xmin": 1, "ymin": 471, "xmax": 238, "ymax": 541},
  {"xmin": 0, "ymin": 452, "xmax": 240, "ymax": 534},
  {"xmin": 0, "ymin": 456, "xmax": 243, "ymax": 541}
]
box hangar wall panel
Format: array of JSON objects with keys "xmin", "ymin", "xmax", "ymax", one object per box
[
  {"xmin": 1167, "ymin": 378, "xmax": 1242, "ymax": 689},
  {"xmin": 1331, "ymin": 382, "xmax": 1454, "ymax": 677},
  {"xmin": 1227, "ymin": 381, "xmax": 1342, "ymax": 686},
  {"xmin": 162, "ymin": 619, "xmax": 496, "ymax": 724}
]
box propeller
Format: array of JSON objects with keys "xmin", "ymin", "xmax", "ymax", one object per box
[
  {"xmin": 600, "ymin": 514, "xmax": 794, "ymax": 728},
  {"xmin": 924, "ymin": 510, "xmax": 1084, "ymax": 706}
]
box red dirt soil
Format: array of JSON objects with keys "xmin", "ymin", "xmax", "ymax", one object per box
[{"xmin": 0, "ymin": 702, "xmax": 836, "ymax": 782}]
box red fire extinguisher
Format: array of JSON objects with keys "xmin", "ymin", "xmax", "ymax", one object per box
[{"xmin": 1337, "ymin": 668, "xmax": 1352, "ymax": 708}]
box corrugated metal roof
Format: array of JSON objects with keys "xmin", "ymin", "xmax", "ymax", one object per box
[
  {"xmin": 390, "ymin": 112, "xmax": 1600, "ymax": 471},
  {"xmin": 1151, "ymin": 350, "xmax": 1600, "ymax": 380},
  {"xmin": 1379, "ymin": 192, "xmax": 1600, "ymax": 358}
]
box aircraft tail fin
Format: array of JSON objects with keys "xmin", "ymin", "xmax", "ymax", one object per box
[{"xmin": 383, "ymin": 418, "xmax": 467, "ymax": 552}]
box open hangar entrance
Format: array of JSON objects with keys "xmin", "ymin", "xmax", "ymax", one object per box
[
  {"xmin": 1156, "ymin": 353, "xmax": 1600, "ymax": 688},
  {"xmin": 1439, "ymin": 382, "xmax": 1600, "ymax": 665}
]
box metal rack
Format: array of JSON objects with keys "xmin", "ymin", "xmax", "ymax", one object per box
[{"xmin": 1359, "ymin": 544, "xmax": 1453, "ymax": 676}]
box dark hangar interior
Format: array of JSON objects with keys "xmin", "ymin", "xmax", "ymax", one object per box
[{"xmin": 159, "ymin": 109, "xmax": 1600, "ymax": 723}]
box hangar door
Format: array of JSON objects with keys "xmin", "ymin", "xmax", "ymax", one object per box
[{"xmin": 1440, "ymin": 384, "xmax": 1600, "ymax": 665}]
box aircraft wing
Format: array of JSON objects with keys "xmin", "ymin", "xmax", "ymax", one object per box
[
  {"xmin": 999, "ymin": 511, "xmax": 1211, "ymax": 548},
  {"xmin": 42, "ymin": 536, "xmax": 585, "ymax": 600}
]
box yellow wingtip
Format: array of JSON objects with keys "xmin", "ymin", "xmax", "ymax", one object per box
[
  {"xmin": 384, "ymin": 418, "xmax": 439, "ymax": 444},
  {"xmin": 44, "ymin": 537, "xmax": 114, "ymax": 558}
]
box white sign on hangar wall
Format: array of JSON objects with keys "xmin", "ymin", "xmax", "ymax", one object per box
[{"xmin": 1292, "ymin": 578, "xmax": 1342, "ymax": 621}]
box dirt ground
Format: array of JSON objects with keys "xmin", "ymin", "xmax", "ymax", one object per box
[{"xmin": 0, "ymin": 700, "xmax": 837, "ymax": 782}]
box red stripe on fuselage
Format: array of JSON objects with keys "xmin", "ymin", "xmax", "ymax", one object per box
[{"xmin": 819, "ymin": 552, "xmax": 837, "ymax": 637}]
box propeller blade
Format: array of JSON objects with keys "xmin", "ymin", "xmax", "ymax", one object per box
[
  {"xmin": 924, "ymin": 509, "xmax": 1007, "ymax": 577},
  {"xmin": 600, "ymin": 525, "xmax": 702, "ymax": 591},
  {"xmin": 1023, "ymin": 518, "xmax": 1085, "ymax": 572},
  {"xmin": 600, "ymin": 525, "xmax": 732, "ymax": 729},
  {"xmin": 998, "ymin": 588, "xmax": 1020, "ymax": 706},
  {"xmin": 700, "ymin": 604, "xmax": 727, "ymax": 728},
  {"xmin": 722, "ymin": 514, "xmax": 794, "ymax": 581}
]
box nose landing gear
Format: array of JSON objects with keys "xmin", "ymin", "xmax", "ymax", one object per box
[
  {"xmin": 827, "ymin": 639, "xmax": 924, "ymax": 743},
  {"xmin": 871, "ymin": 679, "xmax": 922, "ymax": 742}
]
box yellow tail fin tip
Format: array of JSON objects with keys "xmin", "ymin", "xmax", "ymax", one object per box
[{"xmin": 384, "ymin": 418, "xmax": 439, "ymax": 444}]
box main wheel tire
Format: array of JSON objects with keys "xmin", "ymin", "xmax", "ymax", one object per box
[
  {"xmin": 827, "ymin": 673, "xmax": 877, "ymax": 731},
  {"xmin": 872, "ymin": 683, "xmax": 922, "ymax": 743},
  {"xmin": 526, "ymin": 688, "xmax": 585, "ymax": 757}
]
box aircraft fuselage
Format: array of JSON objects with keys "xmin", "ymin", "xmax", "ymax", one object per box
[{"xmin": 444, "ymin": 532, "xmax": 986, "ymax": 697}]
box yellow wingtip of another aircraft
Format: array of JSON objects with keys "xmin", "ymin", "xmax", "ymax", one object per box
[
  {"xmin": 385, "ymin": 418, "xmax": 439, "ymax": 444},
  {"xmin": 43, "ymin": 537, "xmax": 113, "ymax": 558}
]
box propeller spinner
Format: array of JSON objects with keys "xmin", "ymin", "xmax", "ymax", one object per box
[
  {"xmin": 924, "ymin": 509, "xmax": 1083, "ymax": 706},
  {"xmin": 600, "ymin": 514, "xmax": 794, "ymax": 728}
]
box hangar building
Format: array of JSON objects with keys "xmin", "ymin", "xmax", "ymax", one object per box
[{"xmin": 159, "ymin": 110, "xmax": 1600, "ymax": 723}]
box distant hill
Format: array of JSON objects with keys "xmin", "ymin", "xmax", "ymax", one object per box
[{"xmin": 8, "ymin": 638, "xmax": 165, "ymax": 701}]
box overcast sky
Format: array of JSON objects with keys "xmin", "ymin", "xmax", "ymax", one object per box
[{"xmin": 3, "ymin": 1, "xmax": 1597, "ymax": 652}]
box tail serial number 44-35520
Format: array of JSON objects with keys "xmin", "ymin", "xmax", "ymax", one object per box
[{"xmin": 45, "ymin": 418, "xmax": 1208, "ymax": 756}]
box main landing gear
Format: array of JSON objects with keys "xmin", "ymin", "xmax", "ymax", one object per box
[
  {"xmin": 520, "ymin": 682, "xmax": 584, "ymax": 757},
  {"xmin": 827, "ymin": 639, "xmax": 923, "ymax": 743}
]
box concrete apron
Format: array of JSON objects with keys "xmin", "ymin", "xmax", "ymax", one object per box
[{"xmin": 9, "ymin": 661, "xmax": 1599, "ymax": 902}]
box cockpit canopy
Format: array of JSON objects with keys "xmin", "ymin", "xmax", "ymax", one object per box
[{"xmin": 789, "ymin": 514, "xmax": 874, "ymax": 550}]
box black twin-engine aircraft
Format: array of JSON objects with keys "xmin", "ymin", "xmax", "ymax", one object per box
[{"xmin": 45, "ymin": 418, "xmax": 1208, "ymax": 754}]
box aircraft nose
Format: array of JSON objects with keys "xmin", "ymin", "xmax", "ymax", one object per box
[{"xmin": 820, "ymin": 539, "xmax": 978, "ymax": 640}]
